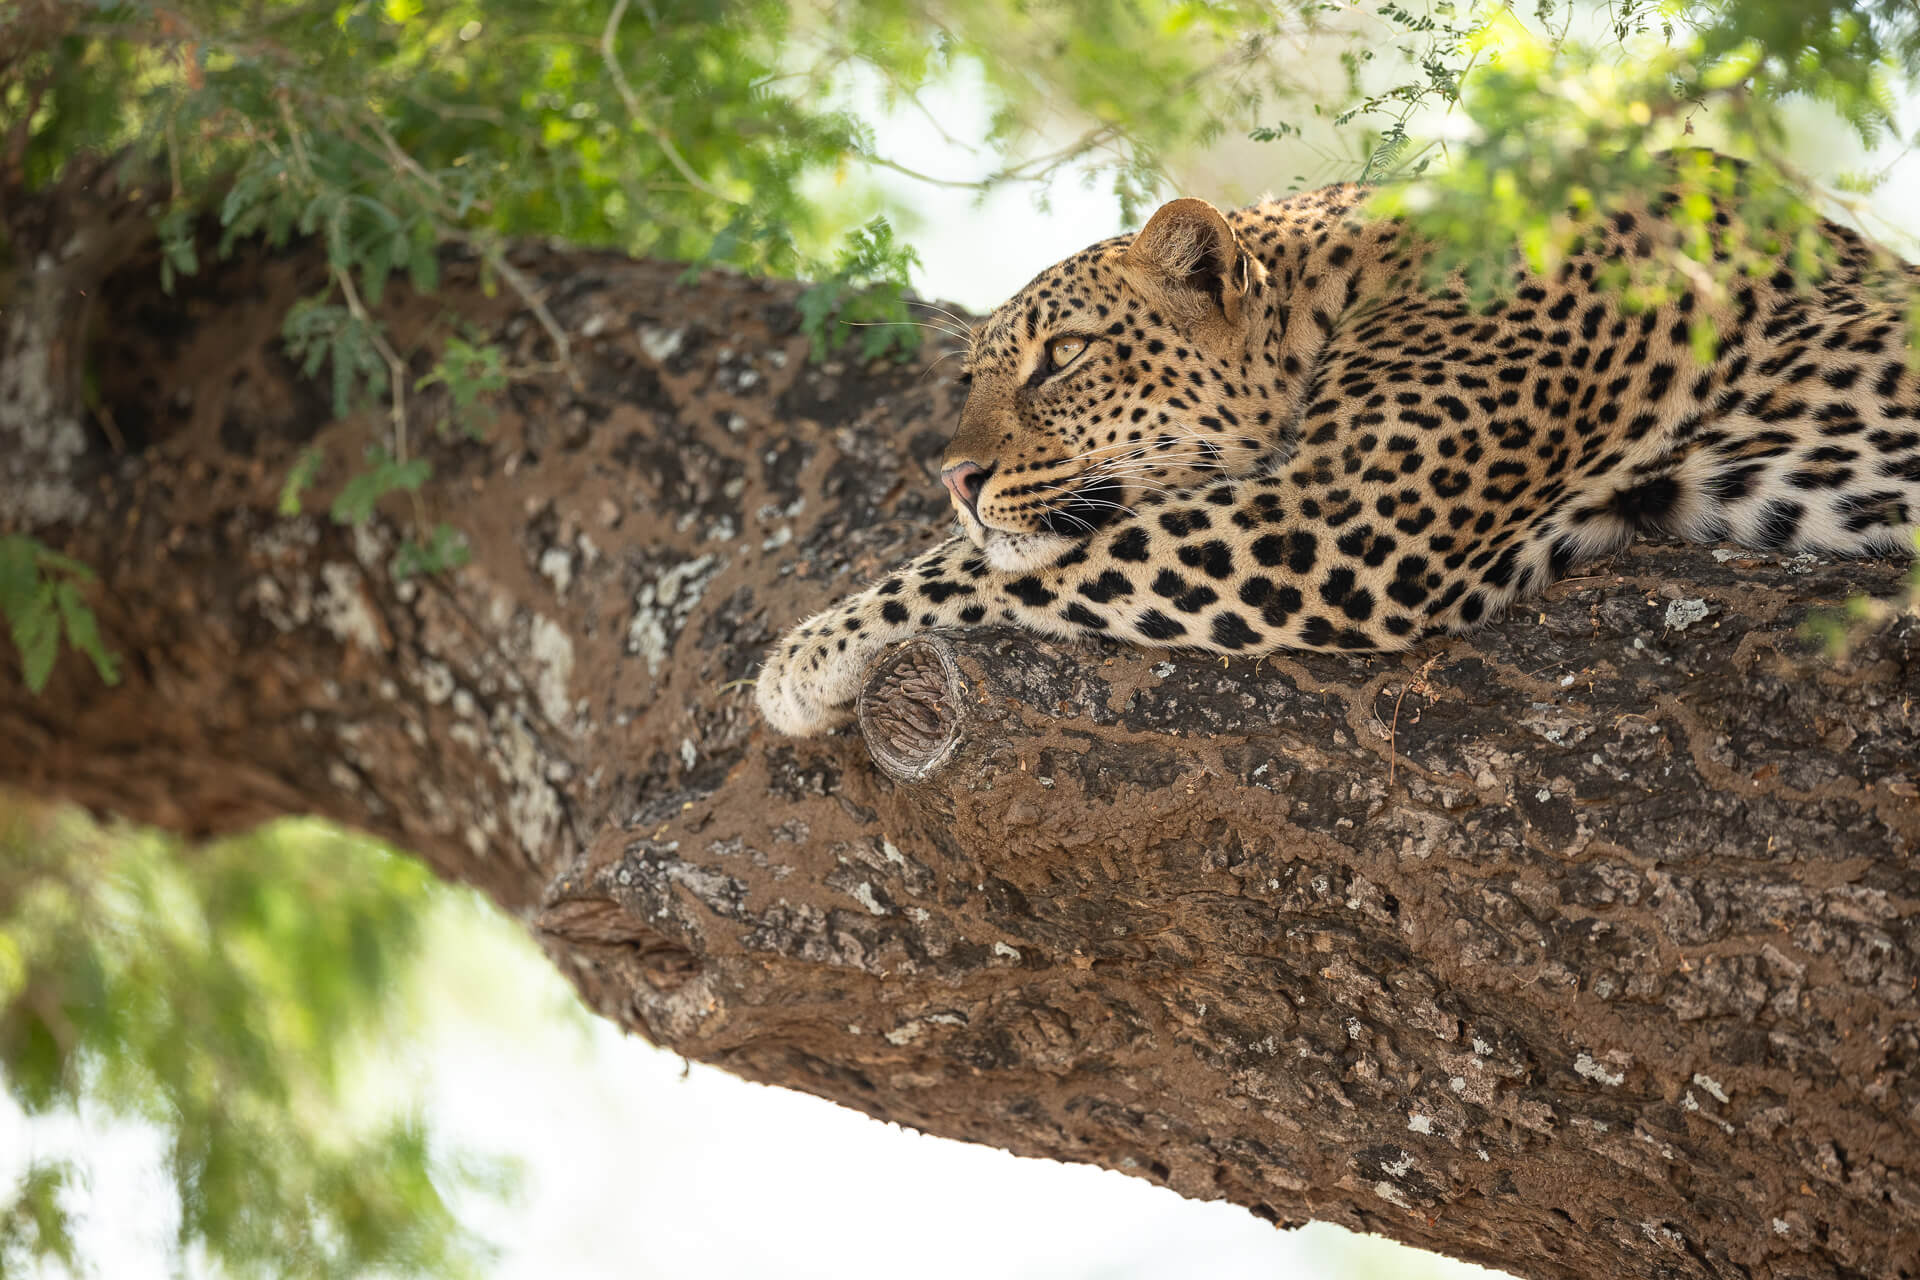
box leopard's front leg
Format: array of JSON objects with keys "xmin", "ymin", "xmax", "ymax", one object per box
[
  {"xmin": 759, "ymin": 474, "xmax": 1460, "ymax": 737},
  {"xmin": 755, "ymin": 537, "xmax": 997, "ymax": 736}
]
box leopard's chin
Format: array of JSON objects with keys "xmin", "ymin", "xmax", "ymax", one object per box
[{"xmin": 983, "ymin": 529, "xmax": 1077, "ymax": 573}]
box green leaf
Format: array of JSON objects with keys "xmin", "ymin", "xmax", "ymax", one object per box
[
  {"xmin": 330, "ymin": 451, "xmax": 433, "ymax": 527},
  {"xmin": 0, "ymin": 537, "xmax": 36, "ymax": 617},
  {"xmin": 417, "ymin": 337, "xmax": 507, "ymax": 437},
  {"xmin": 796, "ymin": 218, "xmax": 924, "ymax": 364},
  {"xmin": 156, "ymin": 205, "xmax": 199, "ymax": 295},
  {"xmin": 278, "ymin": 447, "xmax": 325, "ymax": 517},
  {"xmin": 0, "ymin": 1163, "xmax": 80, "ymax": 1274},
  {"xmin": 12, "ymin": 588, "xmax": 60, "ymax": 695},
  {"xmin": 21, "ymin": 546, "xmax": 92, "ymax": 581},
  {"xmin": 392, "ymin": 524, "xmax": 471, "ymax": 580},
  {"xmin": 0, "ymin": 538, "xmax": 117, "ymax": 696},
  {"xmin": 407, "ymin": 222, "xmax": 440, "ymax": 295},
  {"xmin": 54, "ymin": 581, "xmax": 120, "ymax": 688}
]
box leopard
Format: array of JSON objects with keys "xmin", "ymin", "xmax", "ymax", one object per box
[{"xmin": 756, "ymin": 156, "xmax": 1920, "ymax": 737}]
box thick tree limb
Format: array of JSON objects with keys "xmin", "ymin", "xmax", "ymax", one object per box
[{"xmin": 3, "ymin": 234, "xmax": 1918, "ymax": 1280}]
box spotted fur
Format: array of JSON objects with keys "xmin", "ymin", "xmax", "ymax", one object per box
[{"xmin": 758, "ymin": 166, "xmax": 1920, "ymax": 736}]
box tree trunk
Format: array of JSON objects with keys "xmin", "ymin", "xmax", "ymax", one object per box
[
  {"xmin": 3, "ymin": 233, "xmax": 1918, "ymax": 1280},
  {"xmin": 0, "ymin": 159, "xmax": 161, "ymax": 531}
]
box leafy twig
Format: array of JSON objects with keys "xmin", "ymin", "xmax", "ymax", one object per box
[
  {"xmin": 601, "ymin": 0, "xmax": 737, "ymax": 205},
  {"xmin": 330, "ymin": 261, "xmax": 425, "ymax": 531}
]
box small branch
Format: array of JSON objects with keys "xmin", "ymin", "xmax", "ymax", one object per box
[
  {"xmin": 399, "ymin": 90, "xmax": 508, "ymax": 125},
  {"xmin": 857, "ymin": 153, "xmax": 1004, "ymax": 191},
  {"xmin": 331, "ymin": 261, "xmax": 427, "ymax": 529},
  {"xmin": 463, "ymin": 236, "xmax": 581, "ymax": 391},
  {"xmin": 600, "ymin": 0, "xmax": 738, "ymax": 205},
  {"xmin": 331, "ymin": 104, "xmax": 580, "ymax": 389},
  {"xmin": 853, "ymin": 36, "xmax": 1267, "ymax": 199},
  {"xmin": 853, "ymin": 119, "xmax": 1131, "ymax": 194},
  {"xmin": 165, "ymin": 109, "xmax": 184, "ymax": 204},
  {"xmin": 277, "ymin": 95, "xmax": 314, "ymax": 182}
]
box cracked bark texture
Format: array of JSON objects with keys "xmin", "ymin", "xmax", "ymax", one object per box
[{"xmin": 4, "ymin": 235, "xmax": 1919, "ymax": 1280}]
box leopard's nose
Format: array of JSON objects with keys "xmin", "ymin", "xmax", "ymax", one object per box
[{"xmin": 941, "ymin": 461, "xmax": 991, "ymax": 519}]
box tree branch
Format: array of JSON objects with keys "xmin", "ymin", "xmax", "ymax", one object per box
[{"xmin": 3, "ymin": 235, "xmax": 1918, "ymax": 1280}]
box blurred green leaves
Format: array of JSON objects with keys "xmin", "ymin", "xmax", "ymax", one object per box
[
  {"xmin": 0, "ymin": 537, "xmax": 120, "ymax": 696},
  {"xmin": 797, "ymin": 216, "xmax": 924, "ymax": 362},
  {"xmin": 12, "ymin": 0, "xmax": 1920, "ymax": 364},
  {"xmin": 1339, "ymin": 2, "xmax": 1920, "ymax": 309},
  {"xmin": 329, "ymin": 446, "xmax": 432, "ymax": 527},
  {"xmin": 0, "ymin": 803, "xmax": 508, "ymax": 1279},
  {"xmin": 417, "ymin": 336, "xmax": 508, "ymax": 440},
  {"xmin": 6, "ymin": 0, "xmax": 1303, "ymax": 386}
]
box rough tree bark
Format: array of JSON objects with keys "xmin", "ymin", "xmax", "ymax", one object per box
[{"xmin": 3, "ymin": 233, "xmax": 1918, "ymax": 1280}]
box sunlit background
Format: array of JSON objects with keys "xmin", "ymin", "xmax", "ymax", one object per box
[{"xmin": 8, "ymin": 1, "xmax": 1920, "ymax": 1275}]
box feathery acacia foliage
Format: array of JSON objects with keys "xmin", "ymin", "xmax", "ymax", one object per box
[
  {"xmin": 1354, "ymin": 1, "xmax": 1920, "ymax": 309},
  {"xmin": 0, "ymin": 801, "xmax": 507, "ymax": 1278}
]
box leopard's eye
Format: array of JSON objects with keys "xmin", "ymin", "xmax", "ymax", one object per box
[{"xmin": 1047, "ymin": 337, "xmax": 1088, "ymax": 370}]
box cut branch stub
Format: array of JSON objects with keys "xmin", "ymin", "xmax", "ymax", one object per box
[{"xmin": 858, "ymin": 635, "xmax": 969, "ymax": 782}]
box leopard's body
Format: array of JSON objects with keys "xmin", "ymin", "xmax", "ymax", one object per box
[{"xmin": 757, "ymin": 166, "xmax": 1920, "ymax": 736}]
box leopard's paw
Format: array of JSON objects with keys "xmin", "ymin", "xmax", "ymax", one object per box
[{"xmin": 754, "ymin": 607, "xmax": 889, "ymax": 737}]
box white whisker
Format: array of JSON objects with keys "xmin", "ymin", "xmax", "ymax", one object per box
[
  {"xmin": 918, "ymin": 349, "xmax": 967, "ymax": 387},
  {"xmin": 840, "ymin": 318, "xmax": 973, "ymax": 343},
  {"xmin": 908, "ymin": 300, "xmax": 979, "ymax": 334}
]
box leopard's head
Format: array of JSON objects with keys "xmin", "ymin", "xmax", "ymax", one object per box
[{"xmin": 944, "ymin": 197, "xmax": 1281, "ymax": 571}]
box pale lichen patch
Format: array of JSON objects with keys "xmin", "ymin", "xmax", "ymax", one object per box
[
  {"xmin": 539, "ymin": 547, "xmax": 574, "ymax": 596},
  {"xmin": 1575, "ymin": 1052, "xmax": 1626, "ymax": 1086},
  {"xmin": 1, "ymin": 294, "xmax": 93, "ymax": 527},
  {"xmin": 351, "ymin": 520, "xmax": 388, "ymax": 569},
  {"xmin": 317, "ymin": 562, "xmax": 387, "ymax": 651},
  {"xmin": 639, "ymin": 325, "xmax": 686, "ymax": 363},
  {"xmin": 416, "ymin": 659, "xmax": 456, "ymax": 705},
  {"xmin": 626, "ymin": 552, "xmax": 725, "ymax": 675},
  {"xmin": 1663, "ymin": 597, "xmax": 1711, "ymax": 631},
  {"xmin": 246, "ymin": 575, "xmax": 307, "ymax": 632},
  {"xmin": 528, "ymin": 613, "xmax": 575, "ymax": 727},
  {"xmin": 486, "ymin": 705, "xmax": 564, "ymax": 867},
  {"xmin": 1691, "ymin": 1072, "xmax": 1729, "ymax": 1103}
]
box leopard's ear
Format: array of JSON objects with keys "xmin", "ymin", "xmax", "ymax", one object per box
[{"xmin": 1122, "ymin": 197, "xmax": 1259, "ymax": 325}]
